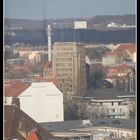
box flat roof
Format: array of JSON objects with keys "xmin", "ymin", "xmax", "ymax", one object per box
[
  {"xmin": 84, "ymin": 88, "xmax": 135, "ymax": 100},
  {"xmin": 39, "ymin": 118, "xmax": 135, "ymax": 132}
]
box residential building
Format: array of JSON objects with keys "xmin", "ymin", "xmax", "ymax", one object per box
[
  {"xmin": 105, "ymin": 64, "xmax": 134, "ymax": 77},
  {"xmin": 72, "ymin": 88, "xmax": 135, "ymax": 119},
  {"xmin": 105, "ymin": 63, "xmax": 135, "ymax": 92},
  {"xmin": 4, "ymin": 81, "xmax": 64, "ymax": 123},
  {"xmin": 4, "ymin": 105, "xmax": 55, "ymax": 140},
  {"xmin": 52, "ymin": 42, "xmax": 87, "ymax": 95},
  {"xmin": 102, "ymin": 43, "xmax": 136, "ymax": 66}
]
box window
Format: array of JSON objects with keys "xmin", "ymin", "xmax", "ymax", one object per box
[
  {"xmin": 112, "ymin": 109, "xmax": 115, "ymax": 112},
  {"xmin": 118, "ymin": 102, "xmax": 121, "ymax": 105}
]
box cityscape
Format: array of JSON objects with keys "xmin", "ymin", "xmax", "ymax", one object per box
[{"xmin": 4, "ymin": 0, "xmax": 136, "ymax": 140}]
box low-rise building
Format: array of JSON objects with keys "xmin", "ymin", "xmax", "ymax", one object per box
[
  {"xmin": 102, "ymin": 43, "xmax": 136, "ymax": 66},
  {"xmin": 72, "ymin": 88, "xmax": 135, "ymax": 119},
  {"xmin": 105, "ymin": 63, "xmax": 135, "ymax": 92},
  {"xmin": 40, "ymin": 119, "xmax": 136, "ymax": 140}
]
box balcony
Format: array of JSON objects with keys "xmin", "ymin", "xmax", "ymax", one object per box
[{"xmin": 104, "ymin": 112, "xmax": 125, "ymax": 116}]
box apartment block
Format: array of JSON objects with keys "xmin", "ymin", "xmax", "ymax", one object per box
[{"xmin": 52, "ymin": 42, "xmax": 87, "ymax": 95}]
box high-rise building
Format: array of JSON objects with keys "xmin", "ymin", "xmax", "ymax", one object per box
[{"xmin": 52, "ymin": 42, "xmax": 86, "ymax": 95}]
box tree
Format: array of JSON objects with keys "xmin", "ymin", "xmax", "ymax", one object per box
[{"xmin": 4, "ymin": 49, "xmax": 19, "ymax": 63}]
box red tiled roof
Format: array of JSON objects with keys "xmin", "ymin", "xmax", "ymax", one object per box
[
  {"xmin": 117, "ymin": 64, "xmax": 132, "ymax": 69},
  {"xmin": 44, "ymin": 61, "xmax": 52, "ymax": 70},
  {"xmin": 12, "ymin": 65, "xmax": 29, "ymax": 72},
  {"xmin": 4, "ymin": 105, "xmax": 55, "ymax": 140},
  {"xmin": 27, "ymin": 131, "xmax": 41, "ymax": 140},
  {"xmin": 106, "ymin": 75, "xmax": 127, "ymax": 80},
  {"xmin": 105, "ymin": 43, "xmax": 136, "ymax": 57},
  {"xmin": 4, "ymin": 82, "xmax": 30, "ymax": 97},
  {"xmin": 34, "ymin": 76, "xmax": 57, "ymax": 85},
  {"xmin": 115, "ymin": 43, "xmax": 136, "ymax": 55},
  {"xmin": 117, "ymin": 43, "xmax": 135, "ymax": 50},
  {"xmin": 105, "ymin": 51, "xmax": 118, "ymax": 56}
]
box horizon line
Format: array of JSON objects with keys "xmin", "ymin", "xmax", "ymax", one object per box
[{"xmin": 4, "ymin": 14, "xmax": 136, "ymax": 21}]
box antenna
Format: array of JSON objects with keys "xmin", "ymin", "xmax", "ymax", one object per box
[{"xmin": 47, "ymin": 25, "xmax": 52, "ymax": 61}]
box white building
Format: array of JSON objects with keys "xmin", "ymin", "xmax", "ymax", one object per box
[
  {"xmin": 4, "ymin": 81, "xmax": 64, "ymax": 123},
  {"xmin": 74, "ymin": 21, "xmax": 87, "ymax": 29},
  {"xmin": 91, "ymin": 99, "xmax": 130, "ymax": 119},
  {"xmin": 133, "ymin": 52, "xmax": 136, "ymax": 62},
  {"xmin": 72, "ymin": 88, "xmax": 135, "ymax": 119}
]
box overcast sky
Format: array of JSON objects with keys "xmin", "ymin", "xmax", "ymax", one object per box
[{"xmin": 4, "ymin": 0, "xmax": 136, "ymax": 19}]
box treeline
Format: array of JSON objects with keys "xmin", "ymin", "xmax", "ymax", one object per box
[{"xmin": 5, "ymin": 28, "xmax": 135, "ymax": 45}]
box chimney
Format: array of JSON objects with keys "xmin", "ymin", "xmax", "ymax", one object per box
[{"xmin": 11, "ymin": 97, "xmax": 20, "ymax": 109}]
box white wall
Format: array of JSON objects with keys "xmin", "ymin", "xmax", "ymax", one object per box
[
  {"xmin": 4, "ymin": 97, "xmax": 12, "ymax": 105},
  {"xmin": 18, "ymin": 82, "xmax": 64, "ymax": 123}
]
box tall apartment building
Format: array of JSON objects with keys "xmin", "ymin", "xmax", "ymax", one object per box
[{"xmin": 52, "ymin": 42, "xmax": 86, "ymax": 95}]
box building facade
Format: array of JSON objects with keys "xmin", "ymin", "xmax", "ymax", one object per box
[{"xmin": 52, "ymin": 42, "xmax": 87, "ymax": 95}]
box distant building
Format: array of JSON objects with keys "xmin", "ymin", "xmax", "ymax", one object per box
[
  {"xmin": 4, "ymin": 81, "xmax": 64, "ymax": 123},
  {"xmin": 105, "ymin": 64, "xmax": 135, "ymax": 92},
  {"xmin": 102, "ymin": 43, "xmax": 136, "ymax": 66},
  {"xmin": 107, "ymin": 22, "xmax": 135, "ymax": 28},
  {"xmin": 107, "ymin": 22, "xmax": 119, "ymax": 28},
  {"xmin": 105, "ymin": 64, "xmax": 134, "ymax": 77},
  {"xmin": 74, "ymin": 21, "xmax": 87, "ymax": 29},
  {"xmin": 52, "ymin": 42, "xmax": 87, "ymax": 95},
  {"xmin": 7, "ymin": 58, "xmax": 28, "ymax": 65},
  {"xmin": 102, "ymin": 54, "xmax": 122, "ymax": 66}
]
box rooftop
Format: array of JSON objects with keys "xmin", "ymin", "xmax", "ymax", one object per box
[
  {"xmin": 40, "ymin": 118, "xmax": 135, "ymax": 132},
  {"xmin": 4, "ymin": 81, "xmax": 62, "ymax": 97},
  {"xmin": 4, "ymin": 81, "xmax": 30, "ymax": 97},
  {"xmin": 4, "ymin": 105, "xmax": 54, "ymax": 140},
  {"xmin": 84, "ymin": 88, "xmax": 135, "ymax": 100}
]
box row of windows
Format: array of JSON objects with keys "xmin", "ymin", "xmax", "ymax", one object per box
[
  {"xmin": 56, "ymin": 52, "xmax": 75, "ymax": 56},
  {"xmin": 56, "ymin": 58, "xmax": 73, "ymax": 61},
  {"xmin": 56, "ymin": 68, "xmax": 73, "ymax": 72},
  {"xmin": 56, "ymin": 63, "xmax": 73, "ymax": 67},
  {"xmin": 56, "ymin": 47, "xmax": 74, "ymax": 51},
  {"xmin": 58, "ymin": 73, "xmax": 73, "ymax": 78},
  {"xmin": 106, "ymin": 108, "xmax": 123, "ymax": 113}
]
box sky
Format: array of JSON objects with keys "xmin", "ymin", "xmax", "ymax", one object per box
[{"xmin": 4, "ymin": 0, "xmax": 136, "ymax": 20}]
